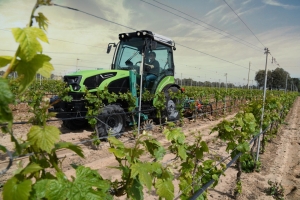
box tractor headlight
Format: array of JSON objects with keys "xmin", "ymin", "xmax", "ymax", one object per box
[
  {"xmin": 72, "ymin": 85, "xmax": 81, "ymax": 91},
  {"xmin": 137, "ymin": 32, "xmax": 141, "ymax": 36}
]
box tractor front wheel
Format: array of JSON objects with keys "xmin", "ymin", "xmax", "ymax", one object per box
[{"xmin": 95, "ymin": 105, "xmax": 126, "ymax": 138}]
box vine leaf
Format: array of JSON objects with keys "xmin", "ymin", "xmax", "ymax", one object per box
[
  {"xmin": 37, "ymin": 167, "xmax": 112, "ymax": 200},
  {"xmin": 144, "ymin": 139, "xmax": 166, "ymax": 160},
  {"xmin": 127, "ymin": 178, "xmax": 143, "ymax": 200},
  {"xmin": 27, "ymin": 125, "xmax": 60, "ymax": 153},
  {"xmin": 0, "ymin": 144, "xmax": 7, "ymax": 153},
  {"xmin": 178, "ymin": 145, "xmax": 187, "ymax": 160},
  {"xmin": 0, "ymin": 78, "xmax": 14, "ymax": 123},
  {"xmin": 12, "ymin": 27, "xmax": 48, "ymax": 61},
  {"xmin": 200, "ymin": 141, "xmax": 209, "ymax": 152},
  {"xmin": 3, "ymin": 177, "xmax": 32, "ymax": 200},
  {"xmin": 236, "ymin": 142, "xmax": 250, "ymax": 153},
  {"xmin": 35, "ymin": 12, "xmax": 49, "ymax": 31},
  {"xmin": 108, "ymin": 148, "xmax": 125, "ymax": 158},
  {"xmin": 54, "ymin": 142, "xmax": 84, "ymax": 158},
  {"xmin": 22, "ymin": 162, "xmax": 43, "ymax": 175},
  {"xmin": 15, "ymin": 54, "xmax": 53, "ymax": 92},
  {"xmin": 0, "ymin": 56, "xmax": 13, "ymax": 68},
  {"xmin": 155, "ymin": 178, "xmax": 174, "ymax": 200},
  {"xmin": 131, "ymin": 163, "xmax": 153, "ymax": 190}
]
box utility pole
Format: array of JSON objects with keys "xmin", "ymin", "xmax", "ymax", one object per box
[
  {"xmin": 191, "ymin": 78, "xmax": 192, "ymax": 86},
  {"xmin": 224, "ymin": 73, "xmax": 228, "ymax": 114},
  {"xmin": 285, "ymin": 73, "xmax": 288, "ymax": 93},
  {"xmin": 257, "ymin": 47, "xmax": 270, "ymax": 162},
  {"xmin": 181, "ymin": 73, "xmax": 182, "ymax": 86},
  {"xmin": 225, "ymin": 73, "xmax": 228, "ymax": 92},
  {"xmin": 247, "ymin": 62, "xmax": 251, "ymax": 89}
]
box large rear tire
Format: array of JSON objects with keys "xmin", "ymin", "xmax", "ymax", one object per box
[
  {"xmin": 95, "ymin": 105, "xmax": 126, "ymax": 138},
  {"xmin": 164, "ymin": 87, "xmax": 180, "ymax": 122}
]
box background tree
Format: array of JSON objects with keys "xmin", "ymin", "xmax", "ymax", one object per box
[
  {"xmin": 271, "ymin": 68, "xmax": 290, "ymax": 90},
  {"xmin": 255, "ymin": 68, "xmax": 293, "ymax": 90},
  {"xmin": 255, "ymin": 70, "xmax": 271, "ymax": 88}
]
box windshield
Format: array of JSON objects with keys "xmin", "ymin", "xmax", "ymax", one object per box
[
  {"xmin": 114, "ymin": 38, "xmax": 143, "ymax": 69},
  {"xmin": 114, "ymin": 38, "xmax": 174, "ymax": 74}
]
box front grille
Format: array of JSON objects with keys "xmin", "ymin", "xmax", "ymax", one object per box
[
  {"xmin": 84, "ymin": 72, "xmax": 117, "ymax": 90},
  {"xmin": 64, "ymin": 76, "xmax": 82, "ymax": 85}
]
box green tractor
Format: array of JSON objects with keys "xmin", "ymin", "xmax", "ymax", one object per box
[{"xmin": 52, "ymin": 30, "xmax": 182, "ymax": 137}]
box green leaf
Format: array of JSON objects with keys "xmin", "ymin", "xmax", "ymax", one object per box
[
  {"xmin": 236, "ymin": 142, "xmax": 250, "ymax": 153},
  {"xmin": 3, "ymin": 177, "xmax": 32, "ymax": 200},
  {"xmin": 155, "ymin": 178, "xmax": 174, "ymax": 200},
  {"xmin": 127, "ymin": 178, "xmax": 143, "ymax": 200},
  {"xmin": 54, "ymin": 142, "xmax": 84, "ymax": 158},
  {"xmin": 0, "ymin": 144, "xmax": 7, "ymax": 153},
  {"xmin": 195, "ymin": 148, "xmax": 203, "ymax": 159},
  {"xmin": 33, "ymin": 179, "xmax": 49, "ymax": 199},
  {"xmin": 0, "ymin": 56, "xmax": 13, "ymax": 68},
  {"xmin": 131, "ymin": 163, "xmax": 153, "ymax": 190},
  {"xmin": 15, "ymin": 54, "xmax": 53, "ymax": 92},
  {"xmin": 200, "ymin": 141, "xmax": 209, "ymax": 152},
  {"xmin": 212, "ymin": 174, "xmax": 219, "ymax": 181},
  {"xmin": 236, "ymin": 117, "xmax": 244, "ymax": 127},
  {"xmin": 0, "ymin": 78, "xmax": 14, "ymax": 123},
  {"xmin": 27, "ymin": 125, "xmax": 60, "ymax": 153},
  {"xmin": 12, "ymin": 27, "xmax": 48, "ymax": 61},
  {"xmin": 35, "ymin": 12, "xmax": 49, "ymax": 31},
  {"xmin": 108, "ymin": 148, "xmax": 125, "ymax": 158},
  {"xmin": 108, "ymin": 136, "xmax": 124, "ymax": 148},
  {"xmin": 224, "ymin": 124, "xmax": 233, "ymax": 132},
  {"xmin": 144, "ymin": 140, "xmax": 166, "ymax": 160},
  {"xmin": 22, "ymin": 162, "xmax": 43, "ymax": 175},
  {"xmin": 178, "ymin": 145, "xmax": 187, "ymax": 160},
  {"xmin": 203, "ymin": 160, "xmax": 214, "ymax": 169},
  {"xmin": 45, "ymin": 167, "xmax": 112, "ymax": 200},
  {"xmin": 37, "ymin": 58, "xmax": 54, "ymax": 78}
]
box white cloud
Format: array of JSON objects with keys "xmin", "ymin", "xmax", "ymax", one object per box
[
  {"xmin": 205, "ymin": 5, "xmax": 226, "ymax": 17},
  {"xmin": 242, "ymin": 0, "xmax": 252, "ymax": 5},
  {"xmin": 262, "ymin": 0, "xmax": 299, "ymax": 9}
]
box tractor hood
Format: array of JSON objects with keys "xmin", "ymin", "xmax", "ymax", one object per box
[{"xmin": 64, "ymin": 69, "xmax": 131, "ymax": 93}]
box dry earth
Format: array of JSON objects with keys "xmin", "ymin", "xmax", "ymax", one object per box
[
  {"xmin": 0, "ymin": 97, "xmax": 299, "ymax": 200},
  {"xmin": 209, "ymin": 97, "xmax": 300, "ymax": 200}
]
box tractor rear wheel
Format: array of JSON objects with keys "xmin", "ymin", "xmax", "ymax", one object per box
[
  {"xmin": 164, "ymin": 87, "xmax": 180, "ymax": 122},
  {"xmin": 95, "ymin": 105, "xmax": 126, "ymax": 138}
]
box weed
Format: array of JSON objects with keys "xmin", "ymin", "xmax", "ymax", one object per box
[{"xmin": 266, "ymin": 180, "xmax": 284, "ymax": 200}]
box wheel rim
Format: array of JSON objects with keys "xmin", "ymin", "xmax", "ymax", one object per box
[
  {"xmin": 105, "ymin": 115, "xmax": 123, "ymax": 134},
  {"xmin": 167, "ymin": 99, "xmax": 179, "ymax": 120}
]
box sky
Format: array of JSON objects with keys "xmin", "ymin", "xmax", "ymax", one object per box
[{"xmin": 0, "ymin": 0, "xmax": 299, "ymax": 86}]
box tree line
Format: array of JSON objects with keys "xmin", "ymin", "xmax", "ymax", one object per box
[{"xmin": 255, "ymin": 67, "xmax": 299, "ymax": 91}]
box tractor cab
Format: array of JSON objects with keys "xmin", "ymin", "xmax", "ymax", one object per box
[{"xmin": 108, "ymin": 30, "xmax": 176, "ymax": 93}]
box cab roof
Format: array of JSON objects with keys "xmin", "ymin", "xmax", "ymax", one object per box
[{"xmin": 119, "ymin": 30, "xmax": 174, "ymax": 46}]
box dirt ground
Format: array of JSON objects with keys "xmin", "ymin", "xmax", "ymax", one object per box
[
  {"xmin": 209, "ymin": 97, "xmax": 300, "ymax": 200},
  {"xmin": 0, "ymin": 97, "xmax": 299, "ymax": 199}
]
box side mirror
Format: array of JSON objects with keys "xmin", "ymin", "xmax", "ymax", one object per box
[
  {"xmin": 107, "ymin": 43, "xmax": 116, "ymax": 54},
  {"xmin": 107, "ymin": 44, "xmax": 112, "ymax": 54}
]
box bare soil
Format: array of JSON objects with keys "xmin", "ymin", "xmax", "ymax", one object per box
[
  {"xmin": 0, "ymin": 97, "xmax": 299, "ymax": 200},
  {"xmin": 209, "ymin": 97, "xmax": 300, "ymax": 200}
]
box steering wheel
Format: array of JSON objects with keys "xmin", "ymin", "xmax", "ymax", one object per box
[{"xmin": 134, "ymin": 61, "xmax": 148, "ymax": 72}]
